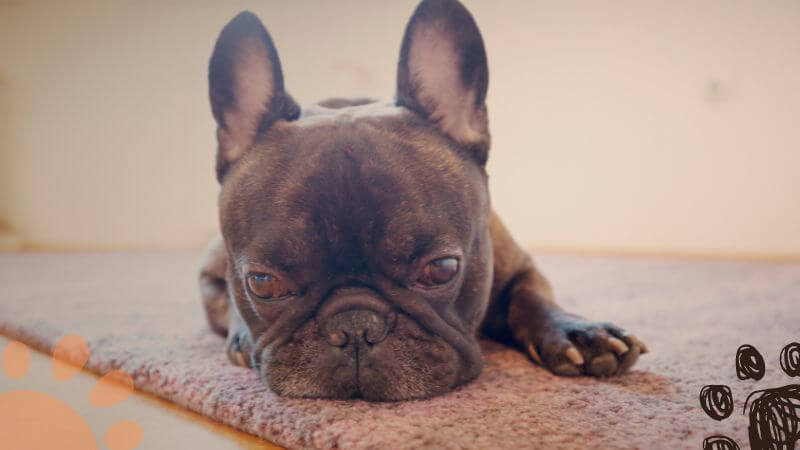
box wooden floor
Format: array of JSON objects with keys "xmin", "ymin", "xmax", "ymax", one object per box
[{"xmin": 0, "ymin": 335, "xmax": 282, "ymax": 449}]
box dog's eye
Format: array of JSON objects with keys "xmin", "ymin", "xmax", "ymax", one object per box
[
  {"xmin": 246, "ymin": 273, "xmax": 293, "ymax": 300},
  {"xmin": 417, "ymin": 257, "xmax": 459, "ymax": 287}
]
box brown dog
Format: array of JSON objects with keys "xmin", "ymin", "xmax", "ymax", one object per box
[{"xmin": 199, "ymin": 0, "xmax": 646, "ymax": 401}]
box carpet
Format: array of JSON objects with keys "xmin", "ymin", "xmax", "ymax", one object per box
[{"xmin": 0, "ymin": 251, "xmax": 798, "ymax": 449}]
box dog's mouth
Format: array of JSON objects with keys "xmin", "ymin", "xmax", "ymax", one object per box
[{"xmin": 259, "ymin": 312, "xmax": 466, "ymax": 401}]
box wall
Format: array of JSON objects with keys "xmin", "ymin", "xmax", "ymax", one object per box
[{"xmin": 1, "ymin": 0, "xmax": 798, "ymax": 256}]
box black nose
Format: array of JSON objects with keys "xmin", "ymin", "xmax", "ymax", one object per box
[{"xmin": 322, "ymin": 309, "xmax": 391, "ymax": 347}]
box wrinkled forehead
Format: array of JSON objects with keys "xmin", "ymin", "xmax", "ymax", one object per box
[{"xmin": 220, "ymin": 101, "xmax": 485, "ymax": 268}]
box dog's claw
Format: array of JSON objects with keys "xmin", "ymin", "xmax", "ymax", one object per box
[
  {"xmin": 233, "ymin": 350, "xmax": 247, "ymax": 367},
  {"xmin": 527, "ymin": 343, "xmax": 543, "ymax": 365},
  {"xmin": 607, "ymin": 337, "xmax": 629, "ymax": 355},
  {"xmin": 565, "ymin": 346, "xmax": 584, "ymax": 366}
]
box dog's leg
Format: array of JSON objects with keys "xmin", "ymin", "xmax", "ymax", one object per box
[
  {"xmin": 198, "ymin": 235, "xmax": 253, "ymax": 368},
  {"xmin": 199, "ymin": 235, "xmax": 230, "ymax": 336},
  {"xmin": 482, "ymin": 212, "xmax": 647, "ymax": 377}
]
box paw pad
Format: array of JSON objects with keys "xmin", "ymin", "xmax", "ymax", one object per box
[{"xmin": 700, "ymin": 342, "xmax": 800, "ymax": 450}]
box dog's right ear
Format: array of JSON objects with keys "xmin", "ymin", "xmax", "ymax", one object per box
[
  {"xmin": 209, "ymin": 11, "xmax": 299, "ymax": 182},
  {"xmin": 396, "ymin": 0, "xmax": 490, "ymax": 165}
]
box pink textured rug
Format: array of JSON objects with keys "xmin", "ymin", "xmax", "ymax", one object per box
[{"xmin": 1, "ymin": 251, "xmax": 798, "ymax": 449}]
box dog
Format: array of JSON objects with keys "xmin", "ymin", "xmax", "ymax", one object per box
[{"xmin": 199, "ymin": 0, "xmax": 647, "ymax": 401}]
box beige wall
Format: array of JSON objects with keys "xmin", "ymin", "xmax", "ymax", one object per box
[{"xmin": 1, "ymin": 0, "xmax": 799, "ymax": 256}]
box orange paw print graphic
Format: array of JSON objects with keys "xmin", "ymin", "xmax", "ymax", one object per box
[{"xmin": 0, "ymin": 335, "xmax": 143, "ymax": 450}]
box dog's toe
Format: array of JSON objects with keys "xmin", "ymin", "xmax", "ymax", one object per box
[
  {"xmin": 588, "ymin": 353, "xmax": 618, "ymax": 377},
  {"xmin": 226, "ymin": 331, "xmax": 253, "ymax": 368},
  {"xmin": 552, "ymin": 362, "xmax": 582, "ymax": 377}
]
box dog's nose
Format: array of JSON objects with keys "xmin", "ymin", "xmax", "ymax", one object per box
[{"xmin": 322, "ymin": 309, "xmax": 392, "ymax": 347}]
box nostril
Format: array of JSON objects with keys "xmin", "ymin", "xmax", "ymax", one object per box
[
  {"xmin": 321, "ymin": 309, "xmax": 392, "ymax": 347},
  {"xmin": 364, "ymin": 325, "xmax": 386, "ymax": 345},
  {"xmin": 326, "ymin": 330, "xmax": 348, "ymax": 347}
]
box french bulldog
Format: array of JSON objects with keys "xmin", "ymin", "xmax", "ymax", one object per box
[{"xmin": 199, "ymin": 0, "xmax": 647, "ymax": 401}]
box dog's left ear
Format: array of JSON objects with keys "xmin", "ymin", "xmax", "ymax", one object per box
[
  {"xmin": 209, "ymin": 11, "xmax": 299, "ymax": 182},
  {"xmin": 396, "ymin": 0, "xmax": 490, "ymax": 164}
]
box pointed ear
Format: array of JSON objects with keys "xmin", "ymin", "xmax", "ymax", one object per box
[
  {"xmin": 209, "ymin": 11, "xmax": 299, "ymax": 182},
  {"xmin": 396, "ymin": 0, "xmax": 490, "ymax": 164}
]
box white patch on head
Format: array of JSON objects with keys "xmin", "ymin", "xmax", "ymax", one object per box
[{"xmin": 408, "ymin": 24, "xmax": 483, "ymax": 146}]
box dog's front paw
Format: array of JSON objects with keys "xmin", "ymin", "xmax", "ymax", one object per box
[
  {"xmin": 525, "ymin": 311, "xmax": 647, "ymax": 377},
  {"xmin": 226, "ymin": 328, "xmax": 254, "ymax": 368}
]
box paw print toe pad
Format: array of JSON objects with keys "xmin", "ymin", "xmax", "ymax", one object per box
[
  {"xmin": 735, "ymin": 344, "xmax": 765, "ymax": 381},
  {"xmin": 780, "ymin": 342, "xmax": 800, "ymax": 377}
]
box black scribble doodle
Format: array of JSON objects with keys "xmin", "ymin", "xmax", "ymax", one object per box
[
  {"xmin": 701, "ymin": 385, "xmax": 735, "ymax": 420},
  {"xmin": 780, "ymin": 343, "xmax": 800, "ymax": 378},
  {"xmin": 737, "ymin": 345, "xmax": 766, "ymax": 381},
  {"xmin": 744, "ymin": 384, "xmax": 800, "ymax": 450},
  {"xmin": 703, "ymin": 435, "xmax": 741, "ymax": 450},
  {"xmin": 700, "ymin": 343, "xmax": 800, "ymax": 450}
]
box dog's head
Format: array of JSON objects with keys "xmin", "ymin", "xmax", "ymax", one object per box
[{"xmin": 209, "ymin": 0, "xmax": 494, "ymax": 400}]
